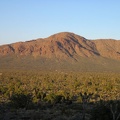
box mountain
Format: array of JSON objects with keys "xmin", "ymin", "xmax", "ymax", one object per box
[{"xmin": 0, "ymin": 32, "xmax": 120, "ymax": 72}]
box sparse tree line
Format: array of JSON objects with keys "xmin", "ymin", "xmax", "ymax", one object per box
[{"xmin": 0, "ymin": 71, "xmax": 120, "ymax": 120}]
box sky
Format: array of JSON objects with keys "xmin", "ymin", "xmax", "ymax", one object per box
[{"xmin": 0, "ymin": 0, "xmax": 120, "ymax": 45}]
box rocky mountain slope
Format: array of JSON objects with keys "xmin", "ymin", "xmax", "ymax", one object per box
[
  {"xmin": 0, "ymin": 32, "xmax": 120, "ymax": 71},
  {"xmin": 0, "ymin": 32, "xmax": 120, "ymax": 60}
]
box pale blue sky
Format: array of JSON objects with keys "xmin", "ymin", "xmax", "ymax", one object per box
[{"xmin": 0, "ymin": 0, "xmax": 120, "ymax": 45}]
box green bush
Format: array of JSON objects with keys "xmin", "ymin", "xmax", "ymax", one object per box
[{"xmin": 45, "ymin": 94, "xmax": 65, "ymax": 104}]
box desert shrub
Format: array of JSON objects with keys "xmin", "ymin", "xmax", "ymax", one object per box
[
  {"xmin": 45, "ymin": 94, "xmax": 65, "ymax": 104},
  {"xmin": 44, "ymin": 93, "xmax": 56, "ymax": 104},
  {"xmin": 9, "ymin": 93, "xmax": 32, "ymax": 109}
]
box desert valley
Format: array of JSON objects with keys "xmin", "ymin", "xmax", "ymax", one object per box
[{"xmin": 0, "ymin": 32, "xmax": 120, "ymax": 120}]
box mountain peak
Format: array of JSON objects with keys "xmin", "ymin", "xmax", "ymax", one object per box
[
  {"xmin": 48, "ymin": 32, "xmax": 75, "ymax": 37},
  {"xmin": 47, "ymin": 32, "xmax": 85, "ymax": 41},
  {"xmin": 0, "ymin": 32, "xmax": 120, "ymax": 61}
]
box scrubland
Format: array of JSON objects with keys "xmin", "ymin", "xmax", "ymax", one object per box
[{"xmin": 0, "ymin": 71, "xmax": 120, "ymax": 120}]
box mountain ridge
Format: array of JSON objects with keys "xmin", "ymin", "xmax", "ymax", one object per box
[
  {"xmin": 0, "ymin": 32, "xmax": 120, "ymax": 60},
  {"xmin": 0, "ymin": 32, "xmax": 120, "ymax": 72}
]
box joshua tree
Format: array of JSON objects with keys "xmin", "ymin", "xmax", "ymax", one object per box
[
  {"xmin": 110, "ymin": 102, "xmax": 120, "ymax": 120},
  {"xmin": 80, "ymin": 92, "xmax": 93, "ymax": 120}
]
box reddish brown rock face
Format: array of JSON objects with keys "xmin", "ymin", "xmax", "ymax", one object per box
[{"xmin": 0, "ymin": 32, "xmax": 120, "ymax": 61}]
